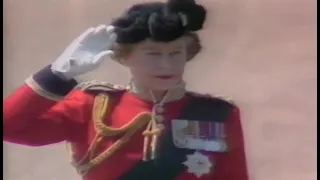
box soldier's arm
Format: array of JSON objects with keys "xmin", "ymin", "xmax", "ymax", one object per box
[
  {"xmin": 3, "ymin": 66, "xmax": 93, "ymax": 146},
  {"xmin": 215, "ymin": 107, "xmax": 249, "ymax": 180}
]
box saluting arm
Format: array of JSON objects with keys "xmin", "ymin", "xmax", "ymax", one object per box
[
  {"xmin": 215, "ymin": 107, "xmax": 250, "ymax": 180},
  {"xmin": 4, "ymin": 25, "xmax": 117, "ymax": 146},
  {"xmin": 3, "ymin": 66, "xmax": 88, "ymax": 146}
]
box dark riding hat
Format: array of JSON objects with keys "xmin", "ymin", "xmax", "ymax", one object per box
[{"xmin": 111, "ymin": 0, "xmax": 207, "ymax": 44}]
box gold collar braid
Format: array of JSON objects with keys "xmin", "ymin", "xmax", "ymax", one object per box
[{"xmin": 127, "ymin": 80, "xmax": 186, "ymax": 103}]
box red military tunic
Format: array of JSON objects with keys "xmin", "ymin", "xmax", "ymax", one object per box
[{"xmin": 4, "ymin": 66, "xmax": 249, "ymax": 180}]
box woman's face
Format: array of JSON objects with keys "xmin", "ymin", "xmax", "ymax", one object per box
[{"xmin": 124, "ymin": 37, "xmax": 188, "ymax": 90}]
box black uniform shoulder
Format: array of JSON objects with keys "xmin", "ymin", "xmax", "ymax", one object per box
[
  {"xmin": 183, "ymin": 92, "xmax": 237, "ymax": 122},
  {"xmin": 188, "ymin": 92, "xmax": 236, "ymax": 107}
]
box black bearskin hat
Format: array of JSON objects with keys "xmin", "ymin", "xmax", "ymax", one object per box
[{"xmin": 111, "ymin": 0, "xmax": 207, "ymax": 44}]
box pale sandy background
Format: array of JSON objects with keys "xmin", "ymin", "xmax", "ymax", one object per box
[{"xmin": 3, "ymin": 0, "xmax": 317, "ymax": 180}]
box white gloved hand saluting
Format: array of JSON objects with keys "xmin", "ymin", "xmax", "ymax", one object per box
[{"xmin": 51, "ymin": 24, "xmax": 117, "ymax": 80}]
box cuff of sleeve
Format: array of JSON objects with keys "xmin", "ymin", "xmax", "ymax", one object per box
[{"xmin": 25, "ymin": 65, "xmax": 78, "ymax": 101}]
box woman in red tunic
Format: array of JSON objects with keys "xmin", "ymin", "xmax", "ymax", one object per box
[{"xmin": 4, "ymin": 0, "xmax": 249, "ymax": 179}]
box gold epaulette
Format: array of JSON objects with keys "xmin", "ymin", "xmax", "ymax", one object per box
[{"xmin": 75, "ymin": 80, "xmax": 127, "ymax": 92}]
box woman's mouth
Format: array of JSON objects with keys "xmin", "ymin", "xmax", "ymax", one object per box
[{"xmin": 154, "ymin": 75, "xmax": 176, "ymax": 79}]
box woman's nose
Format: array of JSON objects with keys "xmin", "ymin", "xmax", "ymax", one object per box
[{"xmin": 158, "ymin": 55, "xmax": 172, "ymax": 70}]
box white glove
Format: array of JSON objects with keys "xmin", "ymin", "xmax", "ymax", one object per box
[{"xmin": 51, "ymin": 24, "xmax": 117, "ymax": 80}]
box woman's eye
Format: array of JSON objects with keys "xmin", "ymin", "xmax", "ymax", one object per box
[
  {"xmin": 170, "ymin": 51, "xmax": 182, "ymax": 56},
  {"xmin": 146, "ymin": 52, "xmax": 161, "ymax": 56}
]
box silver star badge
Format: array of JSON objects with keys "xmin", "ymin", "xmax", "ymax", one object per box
[{"xmin": 183, "ymin": 151, "xmax": 213, "ymax": 178}]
